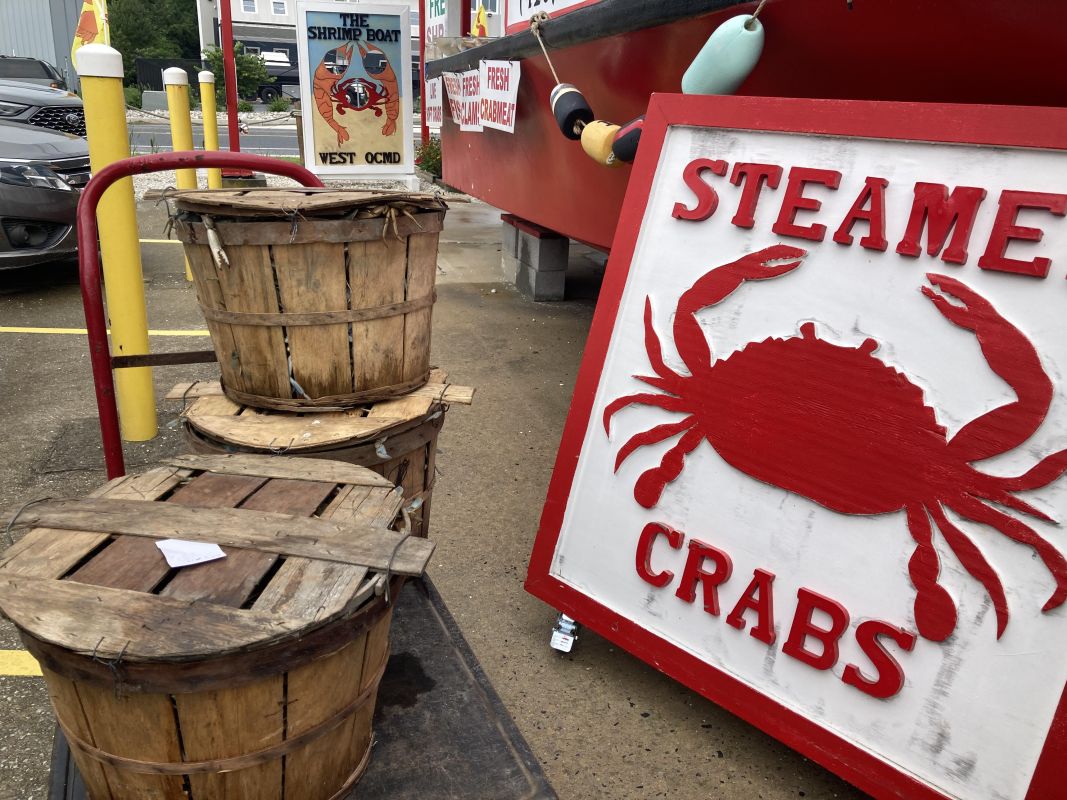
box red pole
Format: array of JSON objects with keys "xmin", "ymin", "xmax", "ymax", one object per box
[
  {"xmin": 78, "ymin": 151, "xmax": 323, "ymax": 478},
  {"xmin": 219, "ymin": 0, "xmax": 241, "ymax": 151},
  {"xmin": 460, "ymin": 0, "xmax": 471, "ymax": 36},
  {"xmin": 419, "ymin": 0, "xmax": 429, "ymax": 147}
]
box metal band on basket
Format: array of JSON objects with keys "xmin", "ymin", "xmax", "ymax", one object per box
[
  {"xmin": 199, "ymin": 291, "xmax": 436, "ymax": 326},
  {"xmin": 59, "ymin": 652, "xmax": 389, "ymax": 775},
  {"xmin": 220, "ymin": 373, "xmax": 432, "ymax": 411}
]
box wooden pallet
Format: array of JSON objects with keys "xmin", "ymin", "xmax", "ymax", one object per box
[{"xmin": 0, "ymin": 454, "xmax": 434, "ymax": 799}]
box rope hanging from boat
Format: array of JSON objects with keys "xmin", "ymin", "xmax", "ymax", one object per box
[{"xmin": 530, "ymin": 12, "xmax": 562, "ymax": 86}]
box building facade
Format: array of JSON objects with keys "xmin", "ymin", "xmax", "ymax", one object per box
[
  {"xmin": 196, "ymin": 0, "xmax": 423, "ymax": 67},
  {"xmin": 0, "ymin": 0, "xmax": 84, "ymax": 90}
]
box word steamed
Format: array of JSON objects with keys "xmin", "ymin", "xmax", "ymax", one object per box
[
  {"xmin": 636, "ymin": 523, "xmax": 916, "ymax": 699},
  {"xmin": 671, "ymin": 158, "xmax": 1067, "ymax": 278}
]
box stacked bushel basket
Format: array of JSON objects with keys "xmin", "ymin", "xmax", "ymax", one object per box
[
  {"xmin": 170, "ymin": 189, "xmax": 473, "ymax": 539},
  {"xmin": 0, "ymin": 189, "xmax": 468, "ymax": 800}
]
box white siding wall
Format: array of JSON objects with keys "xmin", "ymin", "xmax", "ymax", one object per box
[{"xmin": 0, "ymin": 1, "xmax": 57, "ymax": 62}]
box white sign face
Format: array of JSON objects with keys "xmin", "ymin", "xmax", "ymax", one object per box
[
  {"xmin": 295, "ymin": 1, "xmax": 414, "ymax": 177},
  {"xmin": 424, "ymin": 76, "xmax": 444, "ymax": 129},
  {"xmin": 425, "ymin": 0, "xmax": 456, "ymax": 40},
  {"xmin": 478, "ymin": 60, "xmax": 519, "ymax": 133},
  {"xmin": 442, "ymin": 69, "xmax": 482, "ymax": 131},
  {"xmin": 527, "ymin": 96, "xmax": 1067, "ymax": 800},
  {"xmin": 505, "ymin": 0, "xmax": 592, "ymax": 31},
  {"xmin": 441, "ymin": 71, "xmax": 464, "ymax": 126}
]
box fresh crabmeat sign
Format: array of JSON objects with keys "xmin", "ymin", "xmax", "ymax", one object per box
[{"xmin": 526, "ymin": 95, "xmax": 1067, "ymax": 800}]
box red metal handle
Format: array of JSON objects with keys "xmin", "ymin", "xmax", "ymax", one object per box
[{"xmin": 78, "ymin": 151, "xmax": 325, "ymax": 480}]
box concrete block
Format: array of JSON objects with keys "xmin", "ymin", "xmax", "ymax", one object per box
[
  {"xmin": 517, "ymin": 229, "xmax": 568, "ymax": 272},
  {"xmin": 140, "ymin": 90, "xmax": 168, "ymax": 111},
  {"xmin": 516, "ymin": 262, "xmax": 566, "ymax": 301},
  {"xmin": 501, "ymin": 251, "xmax": 521, "ymax": 284},
  {"xmin": 501, "ymin": 218, "xmax": 519, "ymax": 258}
]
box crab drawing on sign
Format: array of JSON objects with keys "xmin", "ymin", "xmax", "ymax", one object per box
[
  {"xmin": 313, "ymin": 42, "xmax": 399, "ymax": 146},
  {"xmin": 603, "ymin": 244, "xmax": 1067, "ymax": 642},
  {"xmin": 314, "ymin": 43, "xmax": 357, "ymax": 146},
  {"xmin": 357, "ymin": 42, "xmax": 400, "ymax": 136}
]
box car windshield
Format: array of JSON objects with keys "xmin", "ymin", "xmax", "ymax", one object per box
[{"xmin": 0, "ymin": 60, "xmax": 51, "ymax": 78}]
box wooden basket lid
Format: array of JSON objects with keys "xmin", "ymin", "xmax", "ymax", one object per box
[
  {"xmin": 168, "ymin": 369, "xmax": 475, "ymax": 452},
  {"xmin": 171, "ymin": 188, "xmax": 447, "ymax": 220},
  {"xmin": 0, "ymin": 454, "xmax": 434, "ymax": 666}
]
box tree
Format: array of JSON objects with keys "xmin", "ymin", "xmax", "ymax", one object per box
[
  {"xmin": 203, "ymin": 44, "xmax": 272, "ymax": 102},
  {"xmin": 109, "ymin": 0, "xmax": 199, "ymax": 83}
]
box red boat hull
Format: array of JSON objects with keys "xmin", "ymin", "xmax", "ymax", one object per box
[{"xmin": 438, "ymin": 0, "xmax": 1067, "ymax": 250}]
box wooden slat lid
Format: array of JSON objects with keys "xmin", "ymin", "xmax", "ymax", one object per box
[
  {"xmin": 169, "ymin": 376, "xmax": 475, "ymax": 450},
  {"xmin": 0, "ymin": 455, "xmax": 433, "ymax": 664}
]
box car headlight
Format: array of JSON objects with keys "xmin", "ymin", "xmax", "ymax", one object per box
[
  {"xmin": 0, "ymin": 100, "xmax": 29, "ymax": 117},
  {"xmin": 0, "ymin": 162, "xmax": 74, "ymax": 191}
]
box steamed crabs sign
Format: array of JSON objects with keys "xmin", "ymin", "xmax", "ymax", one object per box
[{"xmin": 526, "ymin": 95, "xmax": 1067, "ymax": 800}]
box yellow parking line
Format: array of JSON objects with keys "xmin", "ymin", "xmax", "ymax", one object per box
[
  {"xmin": 0, "ymin": 650, "xmax": 42, "ymax": 677},
  {"xmin": 139, "ymin": 239, "xmax": 183, "ymax": 245},
  {"xmin": 0, "ymin": 327, "xmax": 209, "ymax": 336}
]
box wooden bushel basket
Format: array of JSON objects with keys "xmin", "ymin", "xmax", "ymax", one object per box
[
  {"xmin": 169, "ymin": 369, "xmax": 475, "ymax": 539},
  {"xmin": 0, "ymin": 455, "xmax": 434, "ymax": 800},
  {"xmin": 172, "ymin": 189, "xmax": 448, "ymax": 411}
]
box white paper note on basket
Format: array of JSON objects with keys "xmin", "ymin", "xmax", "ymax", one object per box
[{"xmin": 156, "ymin": 539, "xmax": 227, "ymax": 569}]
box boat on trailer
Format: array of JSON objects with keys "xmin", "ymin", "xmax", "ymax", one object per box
[{"xmin": 426, "ymin": 0, "xmax": 1067, "ymax": 252}]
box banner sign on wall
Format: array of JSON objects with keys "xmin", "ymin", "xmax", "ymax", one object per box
[
  {"xmin": 425, "ymin": 76, "xmax": 444, "ymax": 129},
  {"xmin": 505, "ymin": 0, "xmax": 597, "ymax": 33},
  {"xmin": 425, "ymin": 0, "xmax": 459, "ymax": 41},
  {"xmin": 478, "ymin": 60, "xmax": 520, "ymax": 133},
  {"xmin": 295, "ymin": 1, "xmax": 414, "ymax": 179},
  {"xmin": 441, "ymin": 71, "xmax": 464, "ymax": 126},
  {"xmin": 442, "ymin": 69, "xmax": 482, "ymax": 131},
  {"xmin": 526, "ymin": 94, "xmax": 1067, "ymax": 800}
]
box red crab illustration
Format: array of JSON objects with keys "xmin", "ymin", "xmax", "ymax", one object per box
[
  {"xmin": 331, "ymin": 76, "xmax": 390, "ymax": 118},
  {"xmin": 604, "ymin": 244, "xmax": 1067, "ymax": 642}
]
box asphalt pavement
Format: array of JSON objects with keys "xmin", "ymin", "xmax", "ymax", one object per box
[
  {"xmin": 0, "ymin": 199, "xmax": 866, "ymax": 800},
  {"xmin": 127, "ymin": 122, "xmax": 300, "ymax": 156}
]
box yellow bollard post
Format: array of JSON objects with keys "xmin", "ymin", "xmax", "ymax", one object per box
[
  {"xmin": 198, "ymin": 70, "xmax": 223, "ymax": 189},
  {"xmin": 76, "ymin": 45, "xmax": 157, "ymax": 441},
  {"xmin": 163, "ymin": 67, "xmax": 196, "ymax": 280}
]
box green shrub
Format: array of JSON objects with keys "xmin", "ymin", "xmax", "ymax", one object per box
[
  {"xmin": 415, "ymin": 136, "xmax": 442, "ymax": 178},
  {"xmin": 237, "ymin": 99, "xmax": 254, "ymax": 113},
  {"xmin": 124, "ymin": 85, "xmax": 143, "ymax": 109},
  {"xmin": 267, "ymin": 96, "xmax": 291, "ymax": 112},
  {"xmin": 203, "ymin": 44, "xmax": 271, "ymax": 105}
]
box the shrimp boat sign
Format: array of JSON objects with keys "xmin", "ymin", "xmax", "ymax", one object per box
[
  {"xmin": 526, "ymin": 95, "xmax": 1067, "ymax": 800},
  {"xmin": 295, "ymin": 1, "xmax": 414, "ymax": 181}
]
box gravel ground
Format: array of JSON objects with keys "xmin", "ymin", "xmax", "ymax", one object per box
[{"xmin": 126, "ymin": 109, "xmax": 296, "ymax": 127}]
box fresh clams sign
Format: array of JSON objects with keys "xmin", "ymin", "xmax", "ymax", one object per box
[{"xmin": 526, "ymin": 95, "xmax": 1067, "ymax": 800}]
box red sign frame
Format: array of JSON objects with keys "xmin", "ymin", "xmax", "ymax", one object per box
[{"xmin": 525, "ymin": 94, "xmax": 1067, "ymax": 800}]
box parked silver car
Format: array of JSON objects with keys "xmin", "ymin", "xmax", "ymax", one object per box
[
  {"xmin": 0, "ymin": 120, "xmax": 90, "ymax": 269},
  {"xmin": 0, "ymin": 56, "xmax": 68, "ymax": 90},
  {"xmin": 0, "ymin": 79, "xmax": 85, "ymax": 137}
]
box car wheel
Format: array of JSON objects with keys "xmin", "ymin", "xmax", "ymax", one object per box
[{"xmin": 261, "ymin": 87, "xmax": 279, "ymax": 103}]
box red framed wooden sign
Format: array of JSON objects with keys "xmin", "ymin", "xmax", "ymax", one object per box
[{"xmin": 526, "ymin": 94, "xmax": 1067, "ymax": 800}]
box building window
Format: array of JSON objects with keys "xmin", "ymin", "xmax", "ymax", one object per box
[
  {"xmin": 272, "ymin": 0, "xmax": 286, "ymax": 14},
  {"xmin": 245, "ymin": 46, "xmax": 260, "ymax": 55},
  {"xmin": 241, "ymin": 0, "xmax": 256, "ymax": 13}
]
